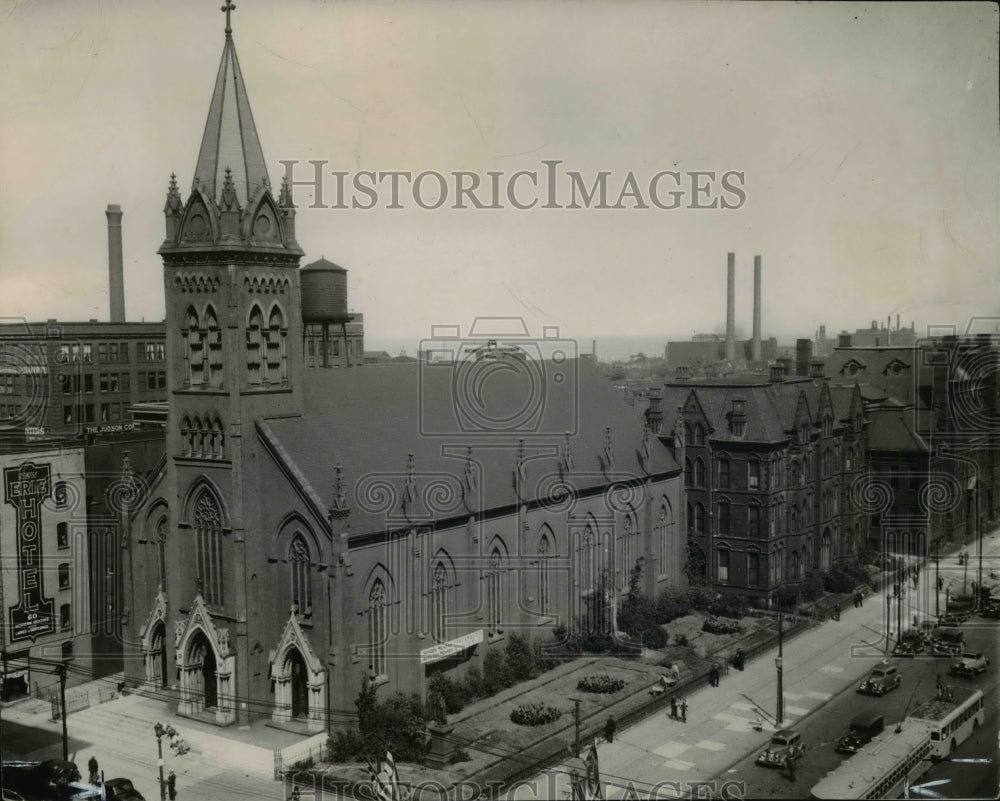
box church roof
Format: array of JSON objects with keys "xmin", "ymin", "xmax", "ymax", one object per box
[
  {"xmin": 193, "ymin": 32, "xmax": 270, "ymax": 205},
  {"xmin": 262, "ymin": 359, "xmax": 680, "ymax": 536}
]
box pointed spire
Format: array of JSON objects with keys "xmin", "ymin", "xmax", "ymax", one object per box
[
  {"xmin": 193, "ymin": 30, "xmax": 269, "ymax": 205},
  {"xmin": 329, "ymin": 462, "xmax": 350, "ymax": 519},
  {"xmin": 279, "ymin": 174, "xmax": 293, "ymax": 208},
  {"xmin": 164, "ymin": 173, "xmax": 182, "ymax": 213}
]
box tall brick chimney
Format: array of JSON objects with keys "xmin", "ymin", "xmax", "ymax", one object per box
[
  {"xmin": 106, "ymin": 204, "xmax": 125, "ymax": 322},
  {"xmin": 726, "ymin": 252, "xmax": 736, "ymax": 361},
  {"xmin": 752, "ymin": 254, "xmax": 762, "ymax": 361}
]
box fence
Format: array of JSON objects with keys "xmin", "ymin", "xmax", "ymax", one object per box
[
  {"xmin": 274, "ymin": 730, "xmax": 330, "ymax": 779},
  {"xmin": 49, "ymin": 684, "xmax": 119, "ymax": 721}
]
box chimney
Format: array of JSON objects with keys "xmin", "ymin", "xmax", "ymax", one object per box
[
  {"xmin": 752, "ymin": 254, "xmax": 762, "ymax": 361},
  {"xmin": 838, "ymin": 332, "xmax": 853, "ymax": 348},
  {"xmin": 796, "ymin": 338, "xmax": 812, "ymax": 376},
  {"xmin": 106, "ymin": 204, "xmax": 125, "ymax": 322},
  {"xmin": 769, "ymin": 362, "xmax": 786, "ymax": 383},
  {"xmin": 896, "ymin": 314, "xmax": 900, "ymax": 331},
  {"xmin": 726, "ymin": 252, "xmax": 736, "ymax": 361},
  {"xmin": 810, "ymin": 358, "xmax": 825, "ymax": 378}
]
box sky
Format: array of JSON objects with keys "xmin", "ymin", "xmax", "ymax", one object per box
[{"xmin": 0, "ymin": 0, "xmax": 997, "ymax": 356}]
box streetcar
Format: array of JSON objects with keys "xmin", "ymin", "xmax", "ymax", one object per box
[
  {"xmin": 905, "ymin": 686, "xmax": 985, "ymax": 759},
  {"xmin": 810, "ymin": 720, "xmax": 934, "ymax": 799}
]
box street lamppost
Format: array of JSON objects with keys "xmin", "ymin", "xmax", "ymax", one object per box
[
  {"xmin": 775, "ymin": 612, "xmax": 784, "ymax": 725},
  {"xmin": 153, "ymin": 721, "xmax": 166, "ymax": 801},
  {"xmin": 932, "ymin": 541, "xmax": 941, "ymax": 618}
]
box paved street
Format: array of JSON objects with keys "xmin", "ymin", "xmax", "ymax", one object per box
[
  {"xmin": 1, "ymin": 687, "xmax": 297, "ymax": 801},
  {"xmin": 516, "ymin": 526, "xmax": 1000, "ymax": 800}
]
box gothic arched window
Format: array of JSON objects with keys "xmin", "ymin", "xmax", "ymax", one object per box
[
  {"xmin": 194, "ymin": 491, "xmax": 223, "ymax": 606},
  {"xmin": 204, "ymin": 304, "xmax": 222, "ymax": 388},
  {"xmin": 246, "ymin": 305, "xmax": 264, "ymax": 385},
  {"xmin": 289, "ymin": 535, "xmax": 312, "ymax": 615},
  {"xmin": 368, "ymin": 579, "xmax": 388, "ymax": 677},
  {"xmin": 538, "ymin": 533, "xmax": 552, "ymax": 615},
  {"xmin": 487, "ymin": 548, "xmax": 504, "ymax": 637}
]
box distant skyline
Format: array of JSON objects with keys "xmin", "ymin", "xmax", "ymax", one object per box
[{"xmin": 1, "ymin": 1, "xmax": 997, "ymax": 345}]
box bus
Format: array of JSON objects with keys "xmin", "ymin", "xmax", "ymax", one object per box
[
  {"xmin": 906, "ymin": 686, "xmax": 985, "ymax": 758},
  {"xmin": 810, "ymin": 720, "xmax": 933, "ymax": 799}
]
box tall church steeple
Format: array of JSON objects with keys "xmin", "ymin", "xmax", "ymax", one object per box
[{"xmin": 192, "ymin": 6, "xmax": 270, "ymax": 207}]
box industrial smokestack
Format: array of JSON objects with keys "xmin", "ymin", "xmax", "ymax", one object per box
[
  {"xmin": 896, "ymin": 314, "xmax": 900, "ymax": 331},
  {"xmin": 752, "ymin": 255, "xmax": 762, "ymax": 361},
  {"xmin": 726, "ymin": 252, "xmax": 736, "ymax": 361},
  {"xmin": 106, "ymin": 204, "xmax": 125, "ymax": 322}
]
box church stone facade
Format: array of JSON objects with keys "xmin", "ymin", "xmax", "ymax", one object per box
[{"xmin": 123, "ymin": 19, "xmax": 684, "ymax": 730}]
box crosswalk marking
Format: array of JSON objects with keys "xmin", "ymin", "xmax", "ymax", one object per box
[
  {"xmin": 692, "ymin": 739, "xmax": 726, "ymax": 752},
  {"xmin": 654, "ymin": 741, "xmax": 691, "ymax": 758},
  {"xmin": 663, "ymin": 758, "xmax": 695, "ymax": 771}
]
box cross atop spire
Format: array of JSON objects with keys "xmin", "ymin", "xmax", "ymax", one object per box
[{"xmin": 221, "ymin": 1, "xmax": 236, "ymax": 36}]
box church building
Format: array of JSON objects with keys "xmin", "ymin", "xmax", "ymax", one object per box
[{"xmin": 123, "ymin": 10, "xmax": 684, "ymax": 731}]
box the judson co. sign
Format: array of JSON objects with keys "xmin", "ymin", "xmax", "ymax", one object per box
[{"xmin": 3, "ymin": 461, "xmax": 56, "ymax": 642}]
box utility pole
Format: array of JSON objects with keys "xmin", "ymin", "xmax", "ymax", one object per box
[
  {"xmin": 574, "ymin": 698, "xmax": 582, "ymax": 756},
  {"xmin": 58, "ymin": 663, "xmax": 68, "ymax": 760},
  {"xmin": 775, "ymin": 612, "xmax": 784, "ymax": 726}
]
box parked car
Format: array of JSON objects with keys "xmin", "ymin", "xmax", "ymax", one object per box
[
  {"xmin": 2, "ymin": 788, "xmax": 27, "ymax": 801},
  {"xmin": 835, "ymin": 713, "xmax": 885, "ymax": 755},
  {"xmin": 102, "ymin": 778, "xmax": 146, "ymax": 801},
  {"xmin": 930, "ymin": 627, "xmax": 965, "ymax": 656},
  {"xmin": 858, "ymin": 663, "xmax": 902, "ymax": 696},
  {"xmin": 949, "ymin": 651, "xmax": 990, "ymax": 677},
  {"xmin": 2, "ymin": 759, "xmax": 83, "ymax": 798},
  {"xmin": 755, "ymin": 729, "xmax": 804, "ymax": 767},
  {"xmin": 893, "ymin": 630, "xmax": 928, "ymax": 657}
]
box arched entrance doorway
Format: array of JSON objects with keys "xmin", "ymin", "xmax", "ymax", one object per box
[
  {"xmin": 150, "ymin": 621, "xmax": 168, "ymax": 688},
  {"xmin": 288, "ymin": 649, "xmax": 308, "ymax": 719},
  {"xmin": 189, "ymin": 630, "xmax": 218, "ymax": 710}
]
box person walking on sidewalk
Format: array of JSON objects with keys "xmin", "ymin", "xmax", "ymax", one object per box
[
  {"xmin": 669, "ymin": 696, "xmax": 678, "ymax": 719},
  {"xmin": 167, "ymin": 770, "xmax": 177, "ymax": 800},
  {"xmin": 680, "ymin": 698, "xmax": 688, "ymax": 723},
  {"xmin": 708, "ymin": 664, "xmax": 720, "ymax": 687},
  {"xmin": 87, "ymin": 756, "xmax": 99, "ymax": 784},
  {"xmin": 604, "ymin": 715, "xmax": 617, "ymax": 743}
]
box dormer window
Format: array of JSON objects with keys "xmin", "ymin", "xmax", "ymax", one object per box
[{"xmin": 729, "ymin": 396, "xmax": 748, "ymax": 437}]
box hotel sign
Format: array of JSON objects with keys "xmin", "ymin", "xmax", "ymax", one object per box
[
  {"xmin": 420, "ymin": 629, "xmax": 484, "ymax": 665},
  {"xmin": 4, "ymin": 462, "xmax": 56, "ymax": 642}
]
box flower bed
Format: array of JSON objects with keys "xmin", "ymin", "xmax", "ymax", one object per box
[
  {"xmin": 576, "ymin": 674, "xmax": 626, "ymax": 694},
  {"xmin": 510, "ymin": 702, "xmax": 562, "ymax": 726},
  {"xmin": 702, "ymin": 616, "xmax": 742, "ymax": 635}
]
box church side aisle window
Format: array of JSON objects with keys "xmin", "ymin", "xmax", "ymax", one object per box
[
  {"xmin": 537, "ymin": 533, "xmax": 552, "ymax": 616},
  {"xmin": 368, "ymin": 579, "xmax": 388, "ymax": 677},
  {"xmin": 487, "ymin": 548, "xmax": 504, "ymax": 638},
  {"xmin": 194, "ymin": 492, "xmax": 223, "ymax": 606},
  {"xmin": 431, "ymin": 562, "xmax": 449, "ymax": 643},
  {"xmin": 289, "ymin": 535, "xmax": 312, "ymax": 617}
]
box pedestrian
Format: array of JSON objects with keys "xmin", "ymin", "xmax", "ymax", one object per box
[
  {"xmin": 604, "ymin": 715, "xmax": 617, "ymax": 743},
  {"xmin": 734, "ymin": 648, "xmax": 745, "ymax": 671},
  {"xmin": 832, "ymin": 604, "xmax": 840, "ymax": 621},
  {"xmin": 938, "ymin": 576, "xmax": 944, "ymax": 591},
  {"xmin": 88, "ymin": 756, "xmax": 99, "ymax": 784},
  {"xmin": 936, "ymin": 674, "xmax": 944, "ymax": 698},
  {"xmin": 670, "ymin": 695, "xmax": 678, "ymax": 719},
  {"xmin": 288, "ymin": 788, "xmax": 301, "ymax": 801},
  {"xmin": 670, "ymin": 662, "xmax": 681, "ymax": 682},
  {"xmin": 708, "ymin": 664, "xmax": 720, "ymax": 687},
  {"xmin": 855, "ymin": 591, "xmax": 864, "ymax": 608},
  {"xmin": 783, "ymin": 753, "xmax": 796, "ymax": 781},
  {"xmin": 680, "ymin": 698, "xmax": 688, "ymax": 723},
  {"xmin": 167, "ymin": 770, "xmax": 177, "ymax": 800}
]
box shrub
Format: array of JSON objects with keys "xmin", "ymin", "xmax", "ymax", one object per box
[
  {"xmin": 702, "ymin": 617, "xmax": 742, "ymax": 635},
  {"xmin": 328, "ymin": 729, "xmax": 365, "ymax": 762},
  {"xmin": 775, "ymin": 585, "xmax": 799, "ymax": 610},
  {"xmin": 801, "ymin": 571, "xmax": 825, "ymax": 602},
  {"xmin": 683, "ymin": 585, "xmax": 717, "ymax": 612},
  {"xmin": 822, "ymin": 568, "xmax": 854, "ymax": 594},
  {"xmin": 505, "ymin": 633, "xmax": 537, "ymax": 682},
  {"xmin": 510, "ymin": 702, "xmax": 562, "ymax": 726},
  {"xmin": 708, "ymin": 594, "xmax": 747, "ymax": 619},
  {"xmin": 483, "ymin": 649, "xmax": 513, "ymax": 695},
  {"xmin": 576, "ymin": 674, "xmax": 626, "ymax": 694},
  {"xmin": 655, "ymin": 589, "xmax": 691, "ymax": 623}
]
